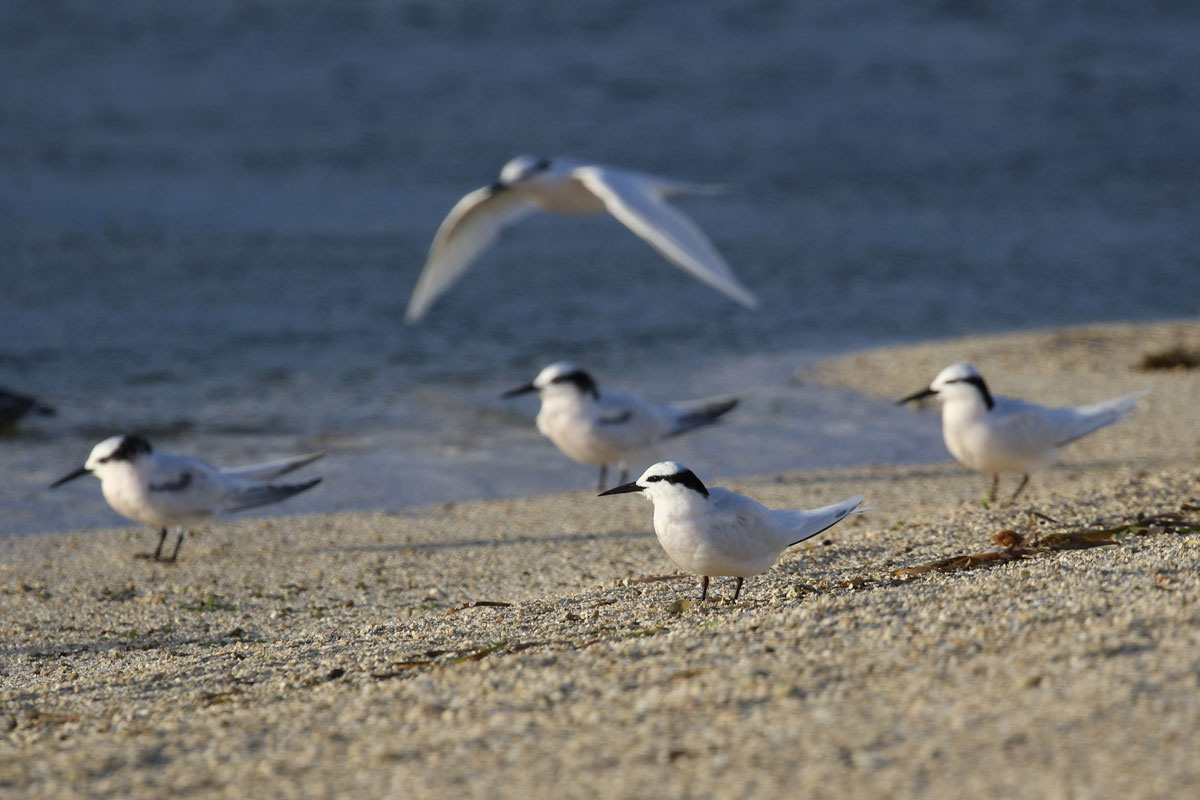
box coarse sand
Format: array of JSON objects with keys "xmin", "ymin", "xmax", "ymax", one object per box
[{"xmin": 2, "ymin": 321, "xmax": 1199, "ymax": 799}]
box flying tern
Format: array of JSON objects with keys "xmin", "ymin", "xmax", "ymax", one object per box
[
  {"xmin": 50, "ymin": 435, "xmax": 325, "ymax": 562},
  {"xmin": 601, "ymin": 461, "xmax": 867, "ymax": 601},
  {"xmin": 405, "ymin": 155, "xmax": 759, "ymax": 321}
]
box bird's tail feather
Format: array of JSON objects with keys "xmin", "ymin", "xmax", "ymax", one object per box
[
  {"xmin": 1055, "ymin": 391, "xmax": 1146, "ymax": 446},
  {"xmin": 775, "ymin": 495, "xmax": 868, "ymax": 548},
  {"xmin": 663, "ymin": 395, "xmax": 740, "ymax": 438},
  {"xmin": 221, "ymin": 451, "xmax": 327, "ymax": 482},
  {"xmin": 226, "ymin": 478, "xmax": 322, "ymax": 513}
]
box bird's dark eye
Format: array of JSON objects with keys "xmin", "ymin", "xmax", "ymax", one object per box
[{"xmin": 646, "ymin": 475, "xmax": 662, "ymax": 482}]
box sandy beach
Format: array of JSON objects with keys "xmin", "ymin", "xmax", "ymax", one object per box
[{"xmin": 2, "ymin": 321, "xmax": 1199, "ymax": 798}]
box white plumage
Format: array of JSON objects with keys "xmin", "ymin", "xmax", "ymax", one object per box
[
  {"xmin": 601, "ymin": 461, "xmax": 867, "ymax": 601},
  {"xmin": 50, "ymin": 435, "xmax": 324, "ymax": 561},
  {"xmin": 405, "ymin": 155, "xmax": 758, "ymax": 322},
  {"xmin": 503, "ymin": 362, "xmax": 739, "ymax": 489},
  {"xmin": 898, "ymin": 363, "xmax": 1145, "ymax": 502}
]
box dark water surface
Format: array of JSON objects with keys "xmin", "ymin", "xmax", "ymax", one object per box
[{"xmin": 3, "ymin": 1, "xmax": 1198, "ymax": 533}]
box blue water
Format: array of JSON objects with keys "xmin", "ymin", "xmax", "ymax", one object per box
[{"xmin": 3, "ymin": 1, "xmax": 1198, "ymax": 534}]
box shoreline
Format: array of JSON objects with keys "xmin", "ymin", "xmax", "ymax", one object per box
[
  {"xmin": 3, "ymin": 319, "xmax": 1199, "ymax": 798},
  {"xmin": 15, "ymin": 317, "xmax": 1195, "ymax": 539}
]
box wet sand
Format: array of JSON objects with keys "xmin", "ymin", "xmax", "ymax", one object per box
[{"xmin": 2, "ymin": 321, "xmax": 1199, "ymax": 798}]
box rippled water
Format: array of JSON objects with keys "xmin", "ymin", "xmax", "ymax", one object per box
[{"xmin": 3, "ymin": 1, "xmax": 1198, "ymax": 533}]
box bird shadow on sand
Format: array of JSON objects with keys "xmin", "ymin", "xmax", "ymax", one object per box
[
  {"xmin": 315, "ymin": 528, "xmax": 653, "ymax": 555},
  {"xmin": 772, "ymin": 455, "xmax": 1182, "ymax": 491}
]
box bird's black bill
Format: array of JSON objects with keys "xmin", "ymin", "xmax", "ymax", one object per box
[
  {"xmin": 598, "ymin": 482, "xmax": 643, "ymax": 497},
  {"xmin": 49, "ymin": 466, "xmax": 90, "ymax": 488},
  {"xmin": 500, "ymin": 382, "xmax": 537, "ymax": 399},
  {"xmin": 896, "ymin": 387, "xmax": 937, "ymax": 405}
]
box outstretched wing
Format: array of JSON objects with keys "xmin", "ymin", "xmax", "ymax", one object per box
[
  {"xmin": 405, "ymin": 185, "xmax": 535, "ymax": 322},
  {"xmin": 572, "ymin": 165, "xmax": 759, "ymax": 310}
]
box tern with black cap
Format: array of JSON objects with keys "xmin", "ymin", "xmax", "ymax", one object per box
[
  {"xmin": 601, "ymin": 461, "xmax": 867, "ymax": 602},
  {"xmin": 503, "ymin": 362, "xmax": 739, "ymax": 490},
  {"xmin": 50, "ymin": 435, "xmax": 326, "ymax": 562},
  {"xmin": 898, "ymin": 363, "xmax": 1145, "ymax": 503}
]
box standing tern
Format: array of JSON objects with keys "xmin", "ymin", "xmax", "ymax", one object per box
[
  {"xmin": 600, "ymin": 461, "xmax": 867, "ymax": 602},
  {"xmin": 897, "ymin": 363, "xmax": 1146, "ymax": 503},
  {"xmin": 405, "ymin": 155, "xmax": 759, "ymax": 322},
  {"xmin": 503, "ymin": 361, "xmax": 739, "ymax": 490},
  {"xmin": 49, "ymin": 435, "xmax": 325, "ymax": 562}
]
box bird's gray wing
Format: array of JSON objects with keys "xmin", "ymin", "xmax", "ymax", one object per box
[
  {"xmin": 220, "ymin": 450, "xmax": 327, "ymax": 482},
  {"xmin": 224, "ymin": 478, "xmax": 322, "ymax": 513},
  {"xmin": 1051, "ymin": 391, "xmax": 1145, "ymax": 446},
  {"xmin": 701, "ymin": 488, "xmax": 780, "ymax": 561},
  {"xmin": 405, "ymin": 185, "xmax": 536, "ymax": 322},
  {"xmin": 769, "ymin": 495, "xmax": 867, "ymax": 548},
  {"xmin": 662, "ymin": 394, "xmax": 740, "ymax": 438},
  {"xmin": 145, "ymin": 456, "xmax": 232, "ymax": 518},
  {"xmin": 592, "ymin": 390, "xmax": 670, "ymax": 451},
  {"xmin": 988, "ymin": 397, "xmax": 1090, "ymax": 458},
  {"xmin": 572, "ymin": 166, "xmax": 759, "ymax": 310}
]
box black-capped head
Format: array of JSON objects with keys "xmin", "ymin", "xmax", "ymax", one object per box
[
  {"xmin": 599, "ymin": 460, "xmax": 710, "ymax": 499},
  {"xmin": 50, "ymin": 434, "xmax": 154, "ymax": 488},
  {"xmin": 502, "ymin": 361, "xmax": 599, "ymax": 400},
  {"xmin": 897, "ymin": 363, "xmax": 994, "ymax": 411}
]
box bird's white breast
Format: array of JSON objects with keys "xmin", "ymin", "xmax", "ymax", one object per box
[
  {"xmin": 652, "ymin": 495, "xmax": 778, "ymax": 578},
  {"xmin": 536, "ymin": 395, "xmax": 635, "ymax": 466},
  {"xmin": 941, "ymin": 402, "xmax": 1055, "ymax": 475},
  {"xmin": 524, "ymin": 175, "xmax": 607, "ymax": 215},
  {"xmin": 99, "ymin": 465, "xmax": 166, "ymax": 527}
]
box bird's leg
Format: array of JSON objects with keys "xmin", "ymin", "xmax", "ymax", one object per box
[
  {"xmin": 986, "ymin": 474, "xmax": 999, "ymax": 507},
  {"xmin": 1026, "ymin": 510, "xmax": 1043, "ymax": 548},
  {"xmin": 1007, "ymin": 475, "xmax": 1031, "ymax": 505},
  {"xmin": 163, "ymin": 530, "xmax": 186, "ymax": 563},
  {"xmin": 597, "ymin": 464, "xmax": 608, "ymax": 492},
  {"xmin": 732, "ymin": 577, "xmax": 745, "ymax": 602},
  {"xmin": 137, "ymin": 527, "xmax": 169, "ymax": 560},
  {"xmin": 699, "ymin": 575, "xmax": 709, "ymax": 602}
]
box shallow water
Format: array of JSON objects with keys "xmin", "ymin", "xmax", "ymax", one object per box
[{"xmin": 2, "ymin": 1, "xmax": 1198, "ymax": 534}]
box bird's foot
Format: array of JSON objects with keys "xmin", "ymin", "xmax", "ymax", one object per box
[{"xmin": 133, "ymin": 552, "xmax": 177, "ymax": 564}]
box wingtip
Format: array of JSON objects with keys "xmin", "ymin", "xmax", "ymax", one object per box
[
  {"xmin": 697, "ymin": 183, "xmax": 731, "ymax": 196},
  {"xmin": 723, "ymin": 283, "xmax": 759, "ymax": 310},
  {"xmin": 404, "ymin": 294, "xmax": 429, "ymax": 324}
]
